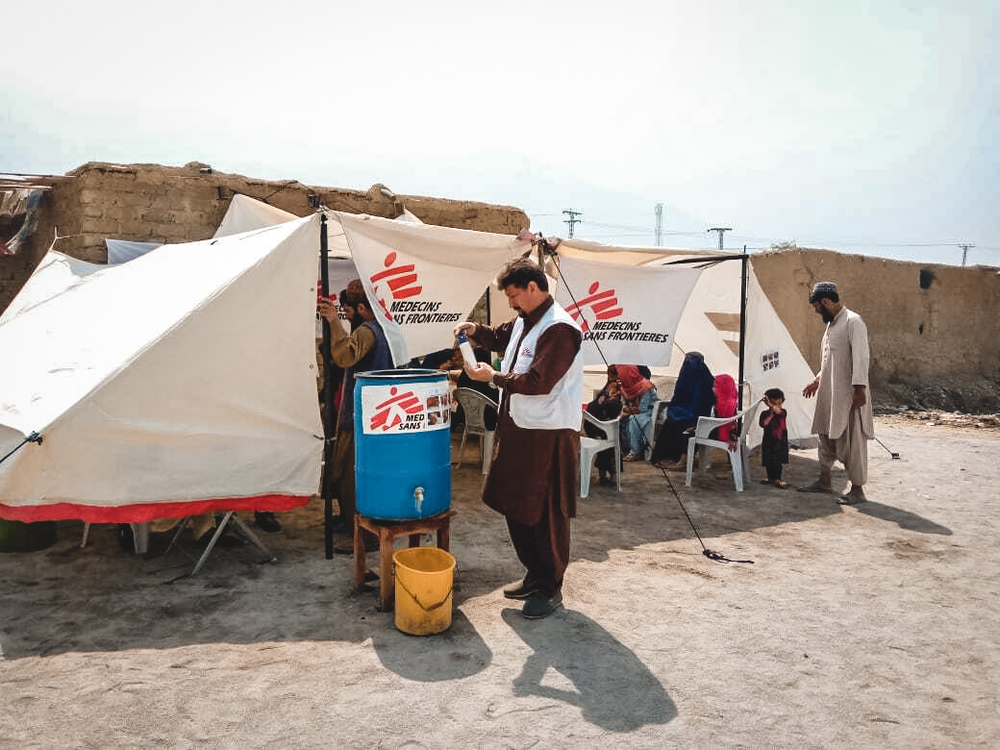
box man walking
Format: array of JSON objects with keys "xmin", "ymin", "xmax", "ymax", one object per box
[
  {"xmin": 799, "ymin": 281, "xmax": 874, "ymax": 504},
  {"xmin": 457, "ymin": 257, "xmax": 583, "ymax": 619}
]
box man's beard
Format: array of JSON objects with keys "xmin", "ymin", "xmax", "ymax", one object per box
[
  {"xmin": 820, "ymin": 308, "xmax": 835, "ymax": 324},
  {"xmin": 349, "ymin": 312, "xmax": 365, "ymax": 329}
]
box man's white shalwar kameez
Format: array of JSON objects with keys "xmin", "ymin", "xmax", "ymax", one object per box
[{"xmin": 811, "ymin": 306, "xmax": 874, "ymax": 486}]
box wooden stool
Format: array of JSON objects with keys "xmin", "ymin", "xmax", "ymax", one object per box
[{"xmin": 353, "ymin": 510, "xmax": 456, "ymax": 611}]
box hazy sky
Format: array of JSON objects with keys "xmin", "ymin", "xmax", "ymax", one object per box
[{"xmin": 3, "ymin": 1, "xmax": 998, "ymax": 265}]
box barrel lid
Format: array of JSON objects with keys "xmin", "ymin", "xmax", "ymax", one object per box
[{"xmin": 355, "ymin": 368, "xmax": 446, "ymax": 380}]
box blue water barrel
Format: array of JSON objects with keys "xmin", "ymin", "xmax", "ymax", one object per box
[{"xmin": 354, "ymin": 369, "xmax": 452, "ymax": 520}]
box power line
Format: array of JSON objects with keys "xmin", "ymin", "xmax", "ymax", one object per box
[
  {"xmin": 583, "ymin": 221, "xmax": 705, "ymax": 236},
  {"xmin": 528, "ymin": 210, "xmax": 997, "ymax": 262}
]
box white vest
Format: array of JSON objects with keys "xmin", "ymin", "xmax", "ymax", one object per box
[{"xmin": 500, "ymin": 301, "xmax": 584, "ymax": 431}]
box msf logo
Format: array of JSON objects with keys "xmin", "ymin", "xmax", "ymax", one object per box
[
  {"xmin": 370, "ymin": 386, "xmax": 425, "ymax": 432},
  {"xmin": 563, "ymin": 281, "xmax": 624, "ymax": 333},
  {"xmin": 369, "ymin": 251, "xmax": 422, "ymax": 323}
]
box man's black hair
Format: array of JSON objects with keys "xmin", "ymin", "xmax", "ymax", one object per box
[
  {"xmin": 808, "ymin": 284, "xmax": 840, "ymax": 304},
  {"xmin": 497, "ymin": 258, "xmax": 548, "ymax": 292}
]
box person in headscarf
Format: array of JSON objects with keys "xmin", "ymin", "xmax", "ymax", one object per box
[
  {"xmin": 712, "ymin": 373, "xmax": 739, "ymax": 445},
  {"xmin": 649, "ymin": 352, "xmax": 715, "ymax": 467},
  {"xmin": 617, "ymin": 365, "xmax": 658, "ymax": 461}
]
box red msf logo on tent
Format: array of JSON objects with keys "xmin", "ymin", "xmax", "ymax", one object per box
[
  {"xmin": 370, "ymin": 386, "xmax": 425, "ymax": 432},
  {"xmin": 563, "ymin": 281, "xmax": 624, "ymax": 332},
  {"xmin": 369, "ymin": 251, "xmax": 423, "ymax": 324}
]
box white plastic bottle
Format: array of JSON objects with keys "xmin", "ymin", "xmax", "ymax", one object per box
[{"xmin": 457, "ymin": 331, "xmax": 478, "ymax": 370}]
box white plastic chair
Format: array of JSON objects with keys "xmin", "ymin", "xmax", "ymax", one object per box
[
  {"xmin": 580, "ymin": 410, "xmax": 622, "ymax": 498},
  {"xmin": 647, "ymin": 399, "xmax": 669, "ymax": 457},
  {"xmin": 453, "ymin": 387, "xmax": 499, "ymax": 475},
  {"xmin": 685, "ymin": 400, "xmax": 763, "ymax": 492},
  {"xmin": 80, "ymin": 522, "xmax": 149, "ymax": 554}
]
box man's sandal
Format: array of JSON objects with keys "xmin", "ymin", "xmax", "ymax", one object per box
[{"xmin": 838, "ymin": 493, "xmax": 867, "ymax": 505}]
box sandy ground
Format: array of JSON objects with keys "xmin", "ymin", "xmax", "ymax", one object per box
[{"xmin": 2, "ymin": 415, "xmax": 999, "ymax": 749}]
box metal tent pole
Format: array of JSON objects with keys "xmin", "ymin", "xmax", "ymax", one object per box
[
  {"xmin": 318, "ymin": 214, "xmax": 338, "ymax": 560},
  {"xmin": 738, "ymin": 245, "xmax": 749, "ymax": 413}
]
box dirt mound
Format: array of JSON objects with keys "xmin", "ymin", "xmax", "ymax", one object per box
[{"xmin": 874, "ymin": 376, "xmax": 1000, "ymax": 414}]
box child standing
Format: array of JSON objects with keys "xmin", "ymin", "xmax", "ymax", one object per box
[{"xmin": 759, "ymin": 387, "xmax": 789, "ymax": 488}]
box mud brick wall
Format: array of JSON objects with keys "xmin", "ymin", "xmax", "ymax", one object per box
[{"xmin": 752, "ymin": 249, "xmax": 1000, "ymax": 410}]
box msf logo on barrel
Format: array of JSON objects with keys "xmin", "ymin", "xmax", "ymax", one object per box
[
  {"xmin": 563, "ymin": 281, "xmax": 624, "ymax": 333},
  {"xmin": 369, "ymin": 251, "xmax": 423, "ymax": 324},
  {"xmin": 370, "ymin": 386, "xmax": 425, "ymax": 432}
]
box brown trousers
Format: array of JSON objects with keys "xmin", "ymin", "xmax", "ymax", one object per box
[{"xmin": 506, "ymin": 502, "xmax": 570, "ymax": 597}]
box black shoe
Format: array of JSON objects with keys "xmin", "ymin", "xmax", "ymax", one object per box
[
  {"xmin": 363, "ymin": 570, "xmax": 379, "ymax": 582},
  {"xmin": 522, "ymin": 590, "xmax": 563, "ymax": 619},
  {"xmin": 254, "ymin": 511, "xmax": 281, "ymax": 533},
  {"xmin": 503, "ymin": 578, "xmax": 541, "ymax": 600},
  {"xmin": 328, "ymin": 515, "xmax": 349, "ymax": 533}
]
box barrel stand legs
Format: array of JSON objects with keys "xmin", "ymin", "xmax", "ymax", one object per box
[{"xmin": 353, "ymin": 510, "xmax": 457, "ymax": 611}]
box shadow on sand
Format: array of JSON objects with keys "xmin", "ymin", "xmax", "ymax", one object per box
[
  {"xmin": 370, "ymin": 609, "xmax": 492, "ymax": 682},
  {"xmin": 500, "ymin": 607, "xmax": 676, "ymax": 732},
  {"xmin": 5, "ymin": 446, "xmax": 936, "ymax": 661},
  {"xmin": 855, "ymin": 501, "xmax": 952, "ymax": 535}
]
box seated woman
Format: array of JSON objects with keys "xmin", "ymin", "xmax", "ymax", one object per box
[
  {"xmin": 617, "ymin": 364, "xmax": 658, "ymax": 461},
  {"xmin": 649, "ymin": 351, "xmax": 715, "ymax": 467},
  {"xmin": 711, "ymin": 373, "xmax": 739, "ymax": 448},
  {"xmin": 585, "ymin": 365, "xmax": 624, "ymax": 485}
]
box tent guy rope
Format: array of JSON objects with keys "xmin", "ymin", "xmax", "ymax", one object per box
[
  {"xmin": 539, "ymin": 235, "xmax": 755, "ymax": 565},
  {"xmin": 0, "ymin": 432, "xmax": 42, "ymax": 467}
]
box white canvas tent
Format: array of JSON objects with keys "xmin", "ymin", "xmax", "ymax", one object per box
[
  {"xmin": 106, "ymin": 239, "xmax": 162, "ymax": 265},
  {"xmin": 212, "ymin": 198, "xmax": 531, "ymax": 363},
  {"xmin": 208, "ymin": 196, "xmax": 816, "ymax": 443},
  {"xmin": 0, "ymin": 251, "xmax": 105, "ymax": 325},
  {"xmin": 556, "ymin": 238, "xmax": 817, "ymax": 445},
  {"xmin": 0, "ymin": 194, "xmax": 816, "ymax": 524},
  {"xmin": 0, "ymin": 216, "xmax": 324, "ymax": 522},
  {"xmin": 212, "ymin": 194, "xmax": 301, "ymax": 239},
  {"xmin": 334, "ymin": 212, "xmax": 530, "ymax": 365}
]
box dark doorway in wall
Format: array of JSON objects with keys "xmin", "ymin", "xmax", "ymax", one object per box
[
  {"xmin": 919, "ymin": 269, "xmax": 935, "ymax": 289},
  {"xmin": 0, "ymin": 211, "xmax": 26, "ymax": 248}
]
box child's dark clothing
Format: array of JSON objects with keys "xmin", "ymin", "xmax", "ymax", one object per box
[{"xmin": 759, "ymin": 408, "xmax": 789, "ymax": 482}]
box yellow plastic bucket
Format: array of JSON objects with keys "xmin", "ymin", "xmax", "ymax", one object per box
[{"xmin": 393, "ymin": 547, "xmax": 455, "ymax": 635}]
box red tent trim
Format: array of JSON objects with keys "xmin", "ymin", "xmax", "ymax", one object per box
[{"xmin": 0, "ymin": 494, "xmax": 310, "ymax": 524}]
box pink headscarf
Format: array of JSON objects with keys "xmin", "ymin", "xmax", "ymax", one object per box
[
  {"xmin": 615, "ymin": 365, "xmax": 654, "ymax": 402},
  {"xmin": 714, "ymin": 374, "xmax": 738, "ymax": 442}
]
